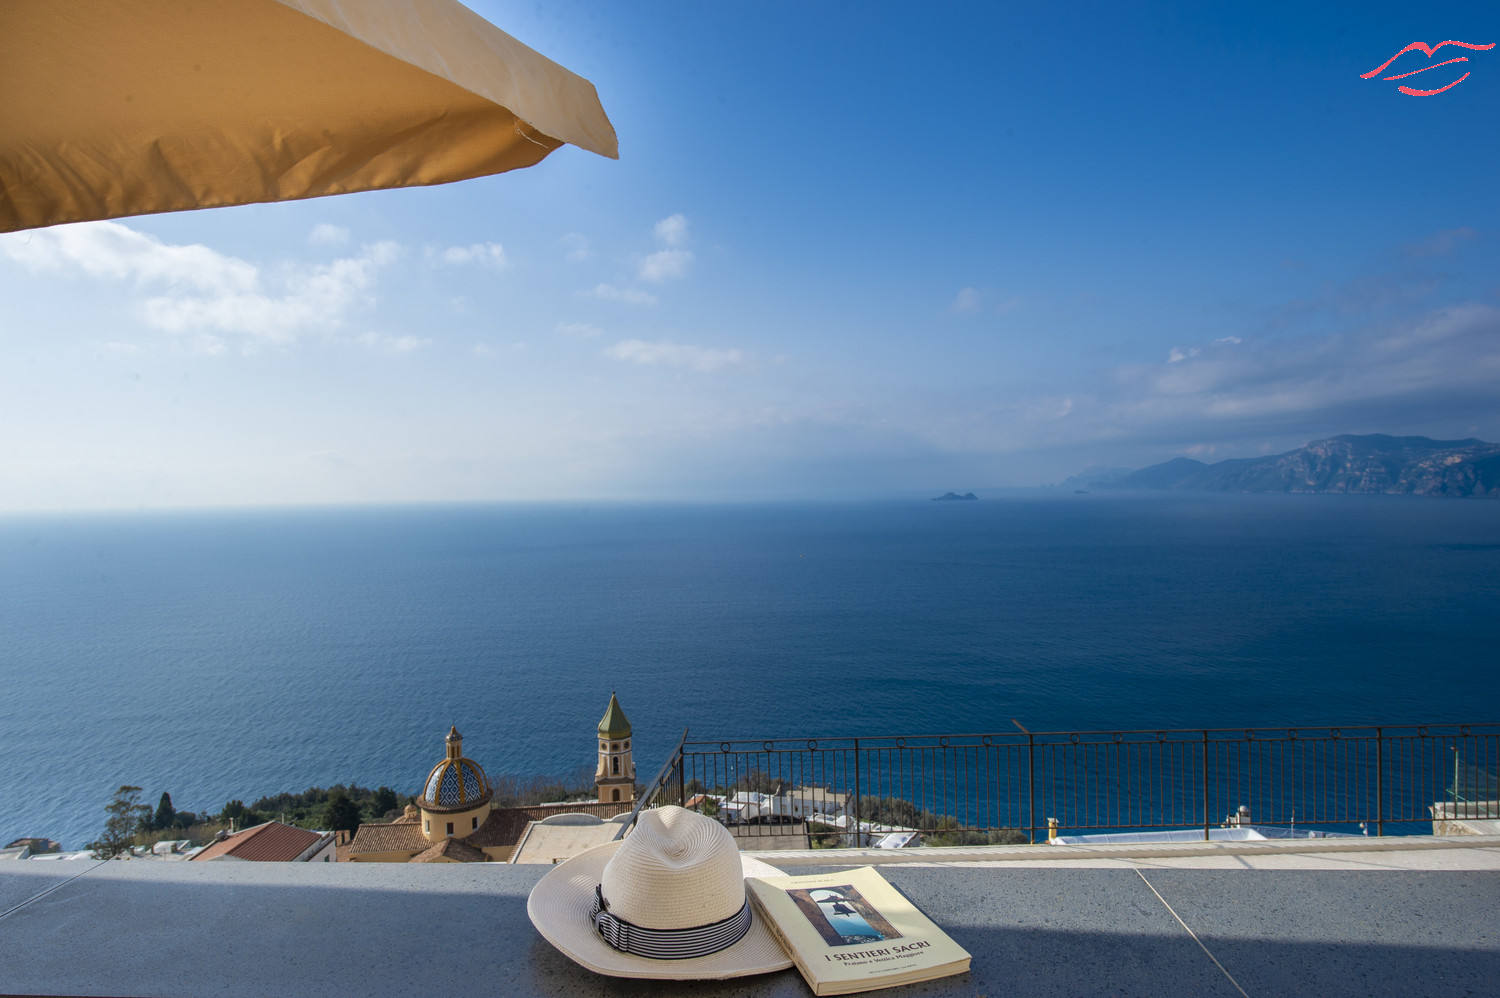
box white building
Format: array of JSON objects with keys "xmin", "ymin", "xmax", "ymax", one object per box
[
  {"xmin": 721, "ymin": 792, "xmax": 769, "ymax": 824},
  {"xmin": 769, "ymin": 785, "xmax": 849, "ymax": 821}
]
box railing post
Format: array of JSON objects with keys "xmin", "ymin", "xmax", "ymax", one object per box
[
  {"xmin": 1202, "ymin": 730, "xmax": 1210, "ymax": 841},
  {"xmin": 852, "ymin": 738, "xmax": 861, "ymax": 849},
  {"xmin": 1026, "ymin": 732, "xmax": 1036, "ymax": 844},
  {"xmin": 1012, "ymin": 719, "xmax": 1036, "ymax": 844},
  {"xmin": 1454, "ymin": 746, "xmax": 1462, "ymax": 819},
  {"xmin": 677, "ymin": 740, "xmax": 686, "ymax": 807},
  {"xmin": 1375, "ymin": 726, "xmax": 1384, "ymax": 837}
]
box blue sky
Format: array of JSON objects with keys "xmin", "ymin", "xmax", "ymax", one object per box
[{"xmin": 2, "ymin": 1, "xmax": 1497, "ymax": 509}]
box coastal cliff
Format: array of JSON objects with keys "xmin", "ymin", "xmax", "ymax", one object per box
[{"xmin": 1097, "ymin": 434, "xmax": 1500, "ymax": 497}]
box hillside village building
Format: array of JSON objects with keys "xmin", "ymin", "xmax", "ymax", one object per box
[
  {"xmin": 345, "ymin": 696, "xmax": 636, "ymax": 863},
  {"xmin": 190, "ymin": 821, "xmax": 335, "ymax": 862}
]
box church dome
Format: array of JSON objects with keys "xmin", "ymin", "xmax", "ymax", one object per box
[{"xmin": 417, "ymin": 726, "xmax": 493, "ymax": 812}]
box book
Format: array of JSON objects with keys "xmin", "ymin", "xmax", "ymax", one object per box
[{"xmin": 744, "ymin": 866, "xmax": 971, "ymax": 995}]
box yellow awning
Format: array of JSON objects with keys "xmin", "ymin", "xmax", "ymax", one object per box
[{"xmin": 0, "ymin": 0, "xmax": 618, "ymax": 233}]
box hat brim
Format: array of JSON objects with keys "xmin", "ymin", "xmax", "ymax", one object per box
[{"xmin": 527, "ymin": 839, "xmax": 795, "ymax": 980}]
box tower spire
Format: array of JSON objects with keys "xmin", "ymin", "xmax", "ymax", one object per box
[{"xmin": 595, "ymin": 693, "xmax": 635, "ymax": 805}]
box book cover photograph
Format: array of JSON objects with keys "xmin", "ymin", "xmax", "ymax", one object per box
[
  {"xmin": 786, "ymin": 884, "xmax": 902, "ymax": 947},
  {"xmin": 745, "ymin": 866, "xmax": 971, "ymax": 996}
]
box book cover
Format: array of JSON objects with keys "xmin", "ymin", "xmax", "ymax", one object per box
[{"xmin": 745, "ymin": 866, "xmax": 971, "ymax": 995}]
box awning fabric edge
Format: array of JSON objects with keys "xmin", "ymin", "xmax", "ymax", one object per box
[{"xmin": 278, "ymin": 0, "xmax": 619, "ymax": 160}]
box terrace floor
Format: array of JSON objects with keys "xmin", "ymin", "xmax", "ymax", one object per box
[{"xmin": 3, "ymin": 835, "xmax": 1499, "ymax": 997}]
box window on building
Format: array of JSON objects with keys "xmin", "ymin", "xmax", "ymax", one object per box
[
  {"xmin": 611, "ymin": 742, "xmax": 618, "ymax": 751},
  {"xmin": 472, "ymin": 816, "xmax": 479, "ymax": 830},
  {"xmin": 612, "ymin": 788, "xmax": 620, "ymax": 801},
  {"xmin": 624, "ymin": 740, "xmax": 629, "ymax": 749},
  {"xmin": 612, "ymin": 756, "xmax": 619, "ymax": 774},
  {"xmin": 446, "ymin": 822, "xmax": 454, "ymax": 836},
  {"xmin": 424, "ymin": 820, "xmax": 430, "ymax": 832}
]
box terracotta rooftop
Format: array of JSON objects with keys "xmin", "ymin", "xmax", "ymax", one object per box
[
  {"xmin": 464, "ymin": 809, "xmax": 526, "ymax": 849},
  {"xmin": 346, "ymin": 820, "xmax": 429, "ymax": 856},
  {"xmin": 411, "ymin": 838, "xmax": 488, "ymax": 863},
  {"xmin": 190, "ymin": 822, "xmax": 326, "ymax": 862}
]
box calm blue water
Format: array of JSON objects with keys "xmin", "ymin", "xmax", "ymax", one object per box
[{"xmin": 2, "ymin": 494, "xmax": 1497, "ymax": 849}]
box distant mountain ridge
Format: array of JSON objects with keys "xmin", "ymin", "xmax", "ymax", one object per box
[{"xmin": 1100, "ymin": 435, "xmax": 1500, "ymax": 497}]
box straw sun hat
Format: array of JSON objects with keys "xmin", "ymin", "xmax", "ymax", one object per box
[{"xmin": 527, "ymin": 805, "xmax": 794, "ymax": 980}]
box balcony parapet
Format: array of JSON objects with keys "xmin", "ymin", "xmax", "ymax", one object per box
[{"xmin": 4, "ymin": 836, "xmax": 1500, "ymax": 997}]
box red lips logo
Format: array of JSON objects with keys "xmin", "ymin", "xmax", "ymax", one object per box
[{"xmin": 1361, "ymin": 40, "xmax": 1495, "ymax": 95}]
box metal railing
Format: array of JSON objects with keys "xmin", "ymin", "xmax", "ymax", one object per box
[{"xmin": 628, "ymin": 722, "xmax": 1500, "ymax": 844}]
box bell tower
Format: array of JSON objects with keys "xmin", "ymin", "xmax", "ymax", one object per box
[{"xmin": 595, "ymin": 692, "xmax": 635, "ymax": 804}]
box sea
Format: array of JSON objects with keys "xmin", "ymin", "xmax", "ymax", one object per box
[{"xmin": 2, "ymin": 492, "xmax": 1497, "ymax": 850}]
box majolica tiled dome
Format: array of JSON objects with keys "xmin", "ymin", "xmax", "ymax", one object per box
[{"xmin": 418, "ymin": 726, "xmax": 493, "ymax": 812}]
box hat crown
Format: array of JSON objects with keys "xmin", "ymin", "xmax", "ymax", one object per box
[{"xmin": 600, "ymin": 806, "xmax": 744, "ymax": 930}]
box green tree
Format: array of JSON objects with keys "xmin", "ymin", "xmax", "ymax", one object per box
[
  {"xmin": 322, "ymin": 791, "xmax": 363, "ymax": 833},
  {"xmin": 857, "ymin": 796, "xmax": 923, "ymax": 828},
  {"xmin": 808, "ymin": 821, "xmax": 841, "ymax": 848},
  {"xmin": 220, "ymin": 799, "xmax": 264, "ymax": 830},
  {"xmin": 923, "ymin": 826, "xmax": 1029, "ymax": 847},
  {"xmin": 736, "ymin": 770, "xmax": 781, "ymax": 795},
  {"xmin": 87, "ymin": 786, "xmax": 152, "ymax": 859},
  {"xmin": 369, "ymin": 786, "xmax": 398, "ymax": 819},
  {"xmin": 153, "ymin": 791, "xmax": 176, "ymax": 830}
]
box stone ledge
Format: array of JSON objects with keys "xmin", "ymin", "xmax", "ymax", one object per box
[
  {"xmin": 745, "ymin": 833, "xmax": 1500, "ymax": 866},
  {"xmin": 3, "ymin": 857, "xmax": 1500, "ymax": 996}
]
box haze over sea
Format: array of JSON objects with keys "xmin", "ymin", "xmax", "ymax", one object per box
[{"xmin": 3, "ymin": 493, "xmax": 1497, "ymax": 850}]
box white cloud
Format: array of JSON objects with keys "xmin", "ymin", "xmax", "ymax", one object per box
[
  {"xmin": 946, "ymin": 287, "xmax": 981, "ymax": 314},
  {"xmin": 2, "ymin": 220, "xmax": 256, "ymax": 293},
  {"xmin": 434, "ymin": 242, "xmax": 509, "ymax": 269},
  {"xmin": 141, "ymin": 242, "xmax": 398, "ymax": 347},
  {"xmin": 0, "ymin": 220, "xmax": 399, "ymax": 349},
  {"xmin": 472, "ymin": 341, "xmax": 525, "ymax": 356},
  {"xmin": 560, "ymin": 232, "xmax": 592, "ymax": 262},
  {"xmin": 308, "ymin": 224, "xmax": 350, "ymax": 246},
  {"xmin": 605, "ymin": 338, "xmax": 750, "ymax": 372},
  {"xmin": 583, "ymin": 283, "xmax": 657, "ymax": 306},
  {"xmin": 1404, "ymin": 226, "xmax": 1478, "ymax": 259},
  {"xmin": 1096, "ymin": 303, "xmax": 1500, "ymax": 436},
  {"xmin": 351, "ymin": 332, "xmax": 428, "ymax": 354},
  {"xmin": 946, "ymin": 289, "xmax": 1021, "ymax": 315},
  {"xmin": 653, "ymin": 213, "xmax": 689, "ymax": 246},
  {"xmin": 555, "ymin": 321, "xmax": 604, "ymax": 339},
  {"xmin": 638, "ymin": 248, "xmax": 693, "ymax": 283}
]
